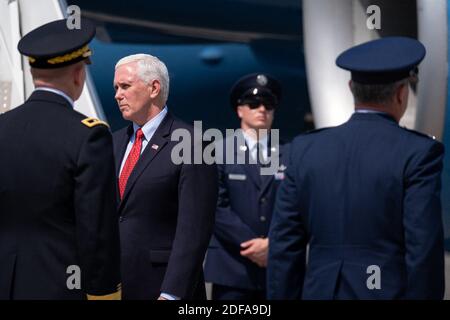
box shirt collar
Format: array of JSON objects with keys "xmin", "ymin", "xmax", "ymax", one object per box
[
  {"xmin": 354, "ymin": 108, "xmax": 387, "ymax": 115},
  {"xmin": 242, "ymin": 130, "xmax": 268, "ymax": 151},
  {"xmin": 34, "ymin": 87, "xmax": 74, "ymax": 108},
  {"xmin": 133, "ymin": 106, "xmax": 168, "ymax": 140}
]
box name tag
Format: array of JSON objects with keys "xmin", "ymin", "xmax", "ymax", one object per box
[{"xmin": 228, "ymin": 174, "xmax": 246, "ymax": 181}]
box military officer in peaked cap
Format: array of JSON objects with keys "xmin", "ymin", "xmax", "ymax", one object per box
[
  {"xmin": 268, "ymin": 37, "xmax": 445, "ymax": 300},
  {"xmin": 204, "ymin": 73, "xmax": 290, "ymax": 300},
  {"xmin": 0, "ymin": 18, "xmax": 121, "ymax": 299}
]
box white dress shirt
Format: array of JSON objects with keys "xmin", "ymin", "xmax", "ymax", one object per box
[
  {"xmin": 119, "ymin": 106, "xmax": 168, "ymax": 175},
  {"xmin": 242, "ymin": 130, "xmax": 268, "ymax": 163},
  {"xmin": 354, "ymin": 108, "xmax": 387, "ymax": 115}
]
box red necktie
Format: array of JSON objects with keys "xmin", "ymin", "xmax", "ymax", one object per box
[{"xmin": 119, "ymin": 128, "xmax": 144, "ymax": 199}]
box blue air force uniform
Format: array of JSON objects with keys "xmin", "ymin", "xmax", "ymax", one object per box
[
  {"xmin": 204, "ymin": 134, "xmax": 290, "ymax": 295},
  {"xmin": 0, "ymin": 19, "xmax": 121, "ymax": 299},
  {"xmin": 204, "ymin": 73, "xmax": 289, "ymax": 299},
  {"xmin": 267, "ymin": 37, "xmax": 445, "ymax": 300}
]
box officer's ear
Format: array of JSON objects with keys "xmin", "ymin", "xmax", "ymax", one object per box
[
  {"xmin": 348, "ymin": 80, "xmax": 356, "ymax": 99},
  {"xmin": 148, "ymin": 79, "xmax": 161, "ymax": 99},
  {"xmin": 395, "ymin": 82, "xmax": 409, "ymax": 106},
  {"xmin": 236, "ymin": 105, "xmax": 244, "ymax": 119},
  {"xmin": 73, "ymin": 63, "xmax": 85, "ymax": 87}
]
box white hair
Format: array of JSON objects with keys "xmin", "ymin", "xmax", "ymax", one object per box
[{"xmin": 115, "ymin": 53, "xmax": 170, "ymax": 104}]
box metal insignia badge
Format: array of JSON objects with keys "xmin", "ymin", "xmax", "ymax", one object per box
[{"xmin": 256, "ymin": 74, "xmax": 268, "ymax": 86}]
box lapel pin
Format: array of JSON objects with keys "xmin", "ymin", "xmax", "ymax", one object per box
[
  {"xmin": 239, "ymin": 145, "xmax": 247, "ymax": 152},
  {"xmin": 151, "ymin": 144, "xmax": 159, "ymax": 150}
]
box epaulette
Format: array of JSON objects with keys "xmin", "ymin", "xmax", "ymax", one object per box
[
  {"xmin": 401, "ymin": 126, "xmax": 436, "ymax": 140},
  {"xmin": 81, "ymin": 117, "xmax": 110, "ymax": 128}
]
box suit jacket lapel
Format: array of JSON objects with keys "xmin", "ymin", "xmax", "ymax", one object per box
[{"xmin": 119, "ymin": 113, "xmax": 173, "ymax": 211}]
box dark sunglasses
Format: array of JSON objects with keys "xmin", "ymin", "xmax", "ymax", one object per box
[{"xmin": 240, "ymin": 99, "xmax": 277, "ymax": 111}]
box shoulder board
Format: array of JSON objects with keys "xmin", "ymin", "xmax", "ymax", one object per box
[
  {"xmin": 401, "ymin": 127, "xmax": 436, "ymax": 140},
  {"xmin": 81, "ymin": 117, "xmax": 110, "ymax": 128}
]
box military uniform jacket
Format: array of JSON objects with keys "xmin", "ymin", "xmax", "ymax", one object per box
[
  {"xmin": 204, "ymin": 133, "xmax": 290, "ymax": 290},
  {"xmin": 113, "ymin": 113, "xmax": 218, "ymax": 300},
  {"xmin": 268, "ymin": 112, "xmax": 445, "ymax": 300},
  {"xmin": 0, "ymin": 91, "xmax": 121, "ymax": 299}
]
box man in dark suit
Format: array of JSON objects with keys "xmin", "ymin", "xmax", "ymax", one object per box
[
  {"xmin": 267, "ymin": 37, "xmax": 445, "ymax": 300},
  {"xmin": 204, "ymin": 73, "xmax": 290, "ymax": 300},
  {"xmin": 0, "ymin": 19, "xmax": 121, "ymax": 299},
  {"xmin": 113, "ymin": 53, "xmax": 217, "ymax": 300}
]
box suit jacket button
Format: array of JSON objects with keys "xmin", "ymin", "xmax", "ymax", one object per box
[
  {"xmin": 260, "ymin": 197, "xmax": 266, "ymax": 204},
  {"xmin": 260, "ymin": 216, "xmax": 266, "ymax": 222}
]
